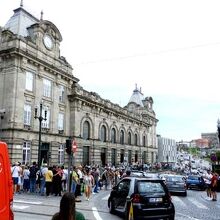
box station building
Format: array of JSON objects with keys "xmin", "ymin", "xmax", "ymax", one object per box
[{"xmin": 0, "ymin": 3, "xmax": 158, "ymax": 167}]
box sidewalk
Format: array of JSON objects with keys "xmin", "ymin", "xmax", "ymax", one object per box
[
  {"xmin": 200, "ymin": 191, "xmax": 220, "ymax": 203},
  {"xmin": 13, "ymin": 192, "xmax": 95, "ymax": 216}
]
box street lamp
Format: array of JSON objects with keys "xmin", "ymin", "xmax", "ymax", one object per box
[{"xmin": 34, "ymin": 102, "xmax": 47, "ymax": 167}]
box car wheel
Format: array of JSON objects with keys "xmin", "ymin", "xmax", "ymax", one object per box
[
  {"xmin": 183, "ymin": 191, "xmax": 187, "ymax": 197},
  {"xmin": 169, "ymin": 216, "xmax": 175, "ymax": 220},
  {"xmin": 109, "ymin": 200, "xmax": 115, "ymax": 214}
]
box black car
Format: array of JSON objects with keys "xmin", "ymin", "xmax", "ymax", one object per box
[{"xmin": 108, "ymin": 176, "xmax": 175, "ymax": 220}]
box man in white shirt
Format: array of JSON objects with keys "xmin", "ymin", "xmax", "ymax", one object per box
[
  {"xmin": 11, "ymin": 162, "xmax": 21, "ymax": 194},
  {"xmin": 205, "ymin": 170, "xmax": 213, "ymax": 198}
]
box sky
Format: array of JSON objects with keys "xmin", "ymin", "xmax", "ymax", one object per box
[{"xmin": 1, "ymin": 0, "xmax": 220, "ymax": 141}]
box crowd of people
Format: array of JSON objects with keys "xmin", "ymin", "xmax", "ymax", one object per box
[
  {"xmin": 11, "ymin": 162, "xmax": 132, "ymax": 219},
  {"xmin": 10, "ymin": 161, "xmax": 132, "ymax": 198}
]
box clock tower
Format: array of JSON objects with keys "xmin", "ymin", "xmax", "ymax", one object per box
[{"xmin": 0, "ymin": 2, "xmax": 79, "ymax": 165}]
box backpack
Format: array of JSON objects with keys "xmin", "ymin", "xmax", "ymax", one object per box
[{"xmin": 38, "ymin": 170, "xmax": 44, "ymax": 179}]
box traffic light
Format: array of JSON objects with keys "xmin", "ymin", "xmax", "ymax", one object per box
[{"xmin": 66, "ymin": 139, "xmax": 72, "ymax": 155}]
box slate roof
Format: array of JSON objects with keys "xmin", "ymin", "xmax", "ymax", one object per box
[
  {"xmin": 128, "ymin": 86, "xmax": 144, "ymax": 107},
  {"xmin": 4, "ymin": 6, "xmax": 39, "ymax": 37}
]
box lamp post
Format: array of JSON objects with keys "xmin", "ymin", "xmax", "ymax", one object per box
[{"xmin": 34, "ymin": 102, "xmax": 47, "ymax": 168}]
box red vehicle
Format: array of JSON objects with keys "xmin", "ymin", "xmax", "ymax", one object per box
[{"xmin": 0, "ymin": 142, "xmax": 14, "ymax": 220}]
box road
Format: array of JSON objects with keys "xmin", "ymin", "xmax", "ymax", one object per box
[{"xmin": 14, "ymin": 189, "xmax": 220, "ymax": 220}]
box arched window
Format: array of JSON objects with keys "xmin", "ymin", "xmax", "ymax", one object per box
[
  {"xmin": 120, "ymin": 130, "xmax": 124, "ymax": 145},
  {"xmin": 101, "ymin": 125, "xmax": 107, "ymax": 142},
  {"xmin": 111, "ymin": 128, "xmax": 116, "ymax": 143},
  {"xmin": 134, "ymin": 134, "xmax": 138, "ymax": 146},
  {"xmin": 128, "ymin": 132, "xmax": 131, "ymax": 145},
  {"xmin": 143, "ymin": 136, "xmax": 146, "ymax": 147},
  {"xmin": 83, "ymin": 121, "xmax": 90, "ymax": 140}
]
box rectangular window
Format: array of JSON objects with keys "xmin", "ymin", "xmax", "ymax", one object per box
[
  {"xmin": 58, "ymin": 113, "xmax": 64, "ymax": 130},
  {"xmin": 25, "ymin": 71, "xmax": 33, "ymax": 91},
  {"xmin": 43, "ymin": 79, "xmax": 52, "ymax": 97},
  {"xmin": 42, "ymin": 108, "xmax": 50, "ymax": 128},
  {"xmin": 22, "ymin": 141, "xmax": 31, "ymax": 165},
  {"xmin": 58, "ymin": 144, "xmax": 64, "ymax": 165},
  {"xmin": 24, "ymin": 104, "xmax": 31, "ymax": 125},
  {"xmin": 59, "ymin": 85, "xmax": 65, "ymax": 102}
]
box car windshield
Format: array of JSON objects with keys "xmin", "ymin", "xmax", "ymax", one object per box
[
  {"xmin": 167, "ymin": 176, "xmax": 183, "ymax": 182},
  {"xmin": 188, "ymin": 176, "xmax": 199, "ymax": 180},
  {"xmin": 138, "ymin": 181, "xmax": 165, "ymax": 193}
]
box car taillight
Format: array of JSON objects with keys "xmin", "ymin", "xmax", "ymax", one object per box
[{"xmin": 132, "ymin": 194, "xmax": 141, "ymax": 203}]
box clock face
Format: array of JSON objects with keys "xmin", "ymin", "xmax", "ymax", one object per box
[{"xmin": 43, "ymin": 34, "xmax": 53, "ymax": 49}]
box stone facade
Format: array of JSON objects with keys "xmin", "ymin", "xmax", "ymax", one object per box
[{"xmin": 0, "ymin": 5, "xmax": 158, "ymax": 167}]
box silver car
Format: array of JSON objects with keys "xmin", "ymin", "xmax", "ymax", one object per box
[{"xmin": 165, "ymin": 174, "xmax": 187, "ymax": 196}]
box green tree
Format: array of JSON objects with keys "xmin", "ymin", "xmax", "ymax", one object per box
[{"xmin": 216, "ymin": 151, "xmax": 220, "ymax": 165}]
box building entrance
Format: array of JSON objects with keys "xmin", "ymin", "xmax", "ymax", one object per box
[
  {"xmin": 83, "ymin": 146, "xmax": 90, "ymax": 166},
  {"xmin": 41, "ymin": 143, "xmax": 49, "ymax": 164},
  {"xmin": 100, "ymin": 148, "xmax": 106, "ymax": 166}
]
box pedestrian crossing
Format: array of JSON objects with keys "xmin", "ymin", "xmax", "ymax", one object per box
[
  {"xmin": 172, "ymin": 196, "xmax": 213, "ymax": 210},
  {"xmin": 187, "ymin": 197, "xmax": 208, "ymax": 209},
  {"xmin": 13, "ymin": 199, "xmax": 42, "ymax": 210}
]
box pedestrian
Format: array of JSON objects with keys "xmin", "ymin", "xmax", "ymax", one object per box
[
  {"xmin": 53, "ymin": 166, "xmax": 63, "ymax": 196},
  {"xmin": 101, "ymin": 168, "xmax": 108, "ymax": 190},
  {"xmin": 91, "ymin": 167, "xmax": 99, "ymax": 193},
  {"xmin": 211, "ymin": 172, "xmax": 218, "ymax": 201},
  {"xmin": 23, "ymin": 165, "xmax": 30, "ymax": 193},
  {"xmin": 29, "ymin": 161, "xmax": 38, "ymax": 193},
  {"xmin": 39, "ymin": 163, "xmax": 48, "ymax": 196},
  {"xmin": 75, "ymin": 166, "xmax": 83, "ymax": 197},
  {"xmin": 83, "ymin": 168, "xmax": 94, "ymax": 201},
  {"xmin": 61, "ymin": 166, "xmax": 68, "ymax": 192},
  {"xmin": 71, "ymin": 167, "xmax": 79, "ymax": 194},
  {"xmin": 11, "ymin": 162, "xmax": 21, "ymax": 194},
  {"xmin": 45, "ymin": 166, "xmax": 53, "ymax": 197},
  {"xmin": 205, "ymin": 170, "xmax": 212, "ymax": 198},
  {"xmin": 51, "ymin": 192, "xmax": 85, "ymax": 220}
]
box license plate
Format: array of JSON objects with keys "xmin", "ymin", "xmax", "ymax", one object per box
[{"xmin": 149, "ymin": 198, "xmax": 163, "ymax": 203}]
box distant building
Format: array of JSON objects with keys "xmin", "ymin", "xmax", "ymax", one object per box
[
  {"xmin": 201, "ymin": 133, "xmax": 219, "ymax": 148},
  {"xmin": 192, "ymin": 138, "xmax": 209, "ymax": 149},
  {"xmin": 0, "ymin": 3, "xmax": 158, "ymax": 166},
  {"xmin": 157, "ymin": 135, "xmax": 177, "ymax": 163}
]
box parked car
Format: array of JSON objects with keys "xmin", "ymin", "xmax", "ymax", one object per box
[
  {"xmin": 165, "ymin": 174, "xmax": 187, "ymax": 196},
  {"xmin": 108, "ymin": 176, "xmax": 175, "ymax": 220},
  {"xmin": 186, "ymin": 175, "xmax": 206, "ymax": 190},
  {"xmin": 130, "ymin": 170, "xmax": 145, "ymax": 177},
  {"xmin": 144, "ymin": 172, "xmax": 160, "ymax": 179}
]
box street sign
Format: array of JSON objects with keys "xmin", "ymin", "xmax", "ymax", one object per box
[{"xmin": 72, "ymin": 140, "xmax": 77, "ymax": 153}]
